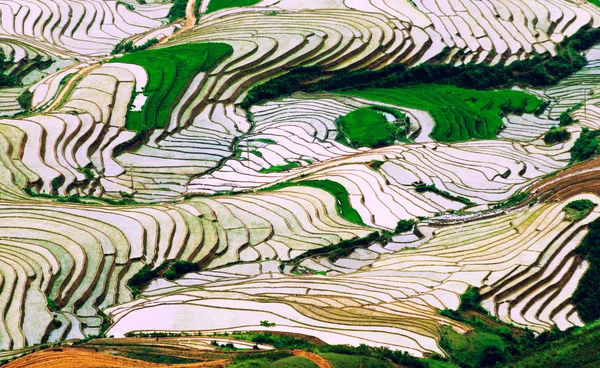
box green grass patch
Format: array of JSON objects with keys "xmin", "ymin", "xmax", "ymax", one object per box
[
  {"xmin": 322, "ymin": 353, "xmax": 394, "ymax": 368},
  {"xmin": 440, "ymin": 326, "xmax": 506, "ymax": 368},
  {"xmin": 335, "ymin": 106, "xmax": 409, "ymax": 148},
  {"xmin": 502, "ymin": 323, "xmax": 600, "ymax": 368},
  {"xmin": 264, "ymin": 179, "xmax": 364, "ymax": 225},
  {"xmin": 206, "ymin": 0, "xmax": 261, "ymax": 13},
  {"xmin": 259, "ymin": 161, "xmax": 301, "ymax": 173},
  {"xmin": 339, "ymin": 85, "xmax": 541, "ymax": 142},
  {"xmin": 563, "ymin": 199, "xmax": 595, "ymax": 221},
  {"xmin": 109, "ymin": 43, "xmax": 232, "ymax": 131}
]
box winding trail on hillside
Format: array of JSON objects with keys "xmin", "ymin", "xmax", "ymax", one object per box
[{"xmin": 292, "ymin": 350, "xmax": 333, "ymax": 368}]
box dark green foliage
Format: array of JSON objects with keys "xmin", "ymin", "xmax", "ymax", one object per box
[
  {"xmin": 109, "ymin": 42, "xmax": 231, "ymax": 131},
  {"xmin": 117, "ymin": 1, "xmax": 135, "ymax": 11},
  {"xmin": 241, "ymin": 66, "xmax": 323, "ymax": 110},
  {"xmin": 335, "ymin": 106, "xmax": 408, "ymax": 148},
  {"xmin": 501, "ymin": 324, "xmax": 600, "ymax": 368},
  {"xmin": 111, "ymin": 38, "xmax": 160, "ymax": 55},
  {"xmin": 368, "ymin": 160, "xmax": 384, "ymax": 170},
  {"xmin": 559, "ymin": 111, "xmax": 576, "ymax": 126},
  {"xmin": 543, "ymin": 126, "xmax": 571, "ymax": 144},
  {"xmin": 127, "ymin": 261, "xmax": 170, "ymax": 297},
  {"xmin": 251, "ymin": 333, "xmax": 312, "ymax": 350},
  {"xmin": 206, "ymin": 0, "xmax": 262, "ymax": 14},
  {"xmin": 287, "ymin": 232, "xmax": 380, "ymax": 263},
  {"xmin": 260, "ymin": 320, "xmax": 276, "ymax": 327},
  {"xmin": 16, "ymin": 89, "xmax": 33, "ymax": 110},
  {"xmin": 167, "ymin": 0, "xmax": 187, "ymax": 22},
  {"xmin": 46, "ymin": 297, "xmax": 59, "ymax": 312},
  {"xmin": 241, "ymin": 27, "xmax": 600, "ymax": 116},
  {"xmin": 570, "ymin": 127, "xmax": 600, "ymax": 164},
  {"xmin": 163, "ymin": 260, "xmax": 200, "ymax": 280},
  {"xmin": 492, "ymin": 192, "xmax": 529, "ymax": 209},
  {"xmin": 564, "ymin": 199, "xmax": 595, "ymax": 221},
  {"xmin": 572, "ymin": 217, "xmax": 600, "ymax": 322},
  {"xmin": 414, "ymin": 184, "xmax": 475, "ymax": 205},
  {"xmin": 459, "ymin": 287, "xmax": 485, "ymax": 313},
  {"xmin": 0, "ymin": 51, "xmax": 52, "ymax": 88},
  {"xmin": 395, "ymin": 219, "xmax": 416, "ymax": 233}
]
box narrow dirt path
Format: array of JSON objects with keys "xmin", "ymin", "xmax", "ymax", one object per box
[
  {"xmin": 292, "ymin": 350, "xmax": 334, "ymax": 368},
  {"xmin": 158, "ymin": 0, "xmax": 198, "ymax": 45},
  {"xmin": 45, "ymin": 63, "xmax": 99, "ymax": 111}
]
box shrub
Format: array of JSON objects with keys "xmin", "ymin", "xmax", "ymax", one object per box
[
  {"xmin": 543, "ymin": 127, "xmax": 571, "ymax": 144},
  {"xmin": 570, "ymin": 127, "xmax": 600, "ymax": 164}
]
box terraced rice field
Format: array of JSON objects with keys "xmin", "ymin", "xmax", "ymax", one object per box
[{"xmin": 2, "ymin": 0, "xmax": 600, "ymax": 365}]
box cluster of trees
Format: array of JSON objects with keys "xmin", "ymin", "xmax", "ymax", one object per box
[
  {"xmin": 570, "ymin": 127, "xmax": 600, "ymax": 163},
  {"xmin": 127, "ymin": 260, "xmax": 200, "ymax": 296},
  {"xmin": 573, "ymin": 217, "xmax": 600, "ymax": 322},
  {"xmin": 241, "ymin": 26, "xmax": 600, "ymax": 109},
  {"xmin": 168, "ymin": 0, "xmax": 188, "ymax": 22},
  {"xmin": 543, "ymin": 126, "xmax": 571, "ymax": 144}
]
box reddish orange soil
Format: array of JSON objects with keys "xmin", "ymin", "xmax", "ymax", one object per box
[
  {"xmin": 3, "ymin": 347, "xmax": 230, "ymax": 368},
  {"xmin": 292, "ymin": 349, "xmax": 333, "ymax": 368}
]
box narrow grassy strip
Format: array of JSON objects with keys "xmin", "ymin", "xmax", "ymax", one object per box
[
  {"xmin": 259, "ymin": 161, "xmax": 301, "ymax": 173},
  {"xmin": 339, "ymin": 85, "xmax": 542, "ymax": 142},
  {"xmin": 206, "ymin": 0, "xmax": 262, "ymax": 14},
  {"xmin": 415, "ymin": 184, "xmax": 476, "ymax": 205},
  {"xmin": 109, "ymin": 43, "xmax": 232, "ymax": 131},
  {"xmin": 264, "ymin": 179, "xmax": 364, "ymax": 225}
]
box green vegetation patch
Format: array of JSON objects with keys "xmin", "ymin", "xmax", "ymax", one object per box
[
  {"xmin": 543, "ymin": 126, "xmax": 571, "ymax": 144},
  {"xmin": 563, "ymin": 199, "xmax": 595, "ymax": 221},
  {"xmin": 440, "ymin": 326, "xmax": 507, "ymax": 368},
  {"xmin": 265, "ymin": 179, "xmax": 364, "ymax": 225},
  {"xmin": 206, "ymin": 0, "xmax": 262, "ymax": 14},
  {"xmin": 573, "ymin": 217, "xmax": 600, "ymax": 322},
  {"xmin": 167, "ymin": 0, "xmax": 187, "ymax": 22},
  {"xmin": 414, "ymin": 184, "xmax": 476, "ymax": 206},
  {"xmin": 335, "ymin": 106, "xmax": 409, "ymax": 148},
  {"xmin": 322, "ymin": 353, "xmax": 394, "ymax": 368},
  {"xmin": 259, "ymin": 161, "xmax": 301, "ymax": 173},
  {"xmin": 127, "ymin": 260, "xmax": 200, "ymax": 297},
  {"xmin": 502, "ymin": 323, "xmax": 600, "ymax": 368},
  {"xmin": 109, "ymin": 42, "xmax": 232, "ymax": 131},
  {"xmin": 340, "ymin": 85, "xmax": 541, "ymax": 142},
  {"xmin": 570, "ymin": 127, "xmax": 600, "ymax": 164}
]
